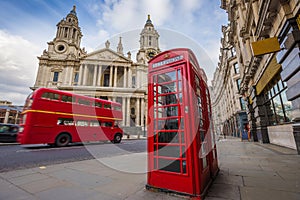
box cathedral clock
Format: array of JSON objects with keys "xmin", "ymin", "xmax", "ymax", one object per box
[{"xmin": 146, "ymin": 48, "xmax": 157, "ymax": 59}]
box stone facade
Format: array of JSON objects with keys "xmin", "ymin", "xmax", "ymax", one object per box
[
  {"xmin": 32, "ymin": 6, "xmax": 160, "ymax": 130},
  {"xmin": 211, "ymin": 25, "xmax": 247, "ymax": 139},
  {"xmin": 219, "ymin": 0, "xmax": 299, "ymax": 150}
]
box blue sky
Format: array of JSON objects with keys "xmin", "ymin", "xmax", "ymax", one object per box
[{"xmin": 0, "ymin": 0, "xmax": 228, "ymax": 105}]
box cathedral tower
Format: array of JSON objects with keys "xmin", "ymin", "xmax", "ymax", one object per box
[
  {"xmin": 33, "ymin": 6, "xmax": 86, "ymax": 89},
  {"xmin": 136, "ymin": 15, "xmax": 160, "ymax": 64}
]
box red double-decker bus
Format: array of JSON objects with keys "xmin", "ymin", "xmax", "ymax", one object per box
[
  {"xmin": 18, "ymin": 88, "xmax": 123, "ymax": 147},
  {"xmin": 147, "ymin": 48, "xmax": 218, "ymax": 199}
]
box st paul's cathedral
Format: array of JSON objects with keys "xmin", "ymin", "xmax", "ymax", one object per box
[{"xmin": 32, "ymin": 6, "xmax": 160, "ymax": 132}]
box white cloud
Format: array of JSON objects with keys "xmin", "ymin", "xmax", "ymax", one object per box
[{"xmin": 0, "ymin": 30, "xmax": 40, "ymax": 105}]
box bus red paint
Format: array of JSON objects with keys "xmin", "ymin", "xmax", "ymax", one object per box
[{"xmin": 18, "ymin": 88, "xmax": 123, "ymax": 146}]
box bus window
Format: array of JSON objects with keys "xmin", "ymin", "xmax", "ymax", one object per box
[
  {"xmin": 104, "ymin": 104, "xmax": 112, "ymax": 109},
  {"xmin": 42, "ymin": 92, "xmax": 60, "ymax": 100},
  {"xmin": 62, "ymin": 95, "xmax": 75, "ymax": 103},
  {"xmin": 113, "ymin": 106, "xmax": 121, "ymax": 111},
  {"xmin": 90, "ymin": 120, "xmax": 100, "ymax": 127},
  {"xmin": 102, "ymin": 122, "xmax": 113, "ymax": 127},
  {"xmin": 57, "ymin": 118, "xmax": 74, "ymax": 126},
  {"xmin": 76, "ymin": 120, "xmax": 89, "ymax": 126},
  {"xmin": 92, "ymin": 102, "xmax": 102, "ymax": 108},
  {"xmin": 78, "ymin": 99, "xmax": 91, "ymax": 106}
]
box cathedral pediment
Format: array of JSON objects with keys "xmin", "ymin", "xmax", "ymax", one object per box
[{"xmin": 83, "ymin": 48, "xmax": 132, "ymax": 63}]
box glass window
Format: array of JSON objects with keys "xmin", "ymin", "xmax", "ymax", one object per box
[
  {"xmin": 92, "ymin": 102, "xmax": 102, "ymax": 108},
  {"xmin": 76, "ymin": 120, "xmax": 89, "ymax": 126},
  {"xmin": 62, "ymin": 95, "xmax": 75, "ymax": 103},
  {"xmin": 53, "ymin": 72, "xmax": 59, "ymax": 82},
  {"xmin": 265, "ymin": 80, "xmax": 292, "ymax": 125},
  {"xmin": 90, "ymin": 120, "xmax": 100, "ymax": 127},
  {"xmin": 233, "ymin": 63, "xmax": 239, "ymax": 74},
  {"xmin": 236, "ymin": 79, "xmax": 241, "ymax": 91},
  {"xmin": 78, "ymin": 99, "xmax": 90, "ymax": 106},
  {"xmin": 102, "ymin": 122, "xmax": 113, "ymax": 127},
  {"xmin": 41, "ymin": 92, "xmax": 60, "ymax": 100},
  {"xmin": 280, "ymin": 91, "xmax": 292, "ymax": 122},
  {"xmin": 57, "ymin": 118, "xmax": 74, "ymax": 126},
  {"xmin": 240, "ymin": 97, "xmax": 246, "ymax": 110},
  {"xmin": 104, "ymin": 104, "xmax": 112, "ymax": 109},
  {"xmin": 273, "ymin": 95, "xmax": 284, "ymax": 123},
  {"xmin": 158, "ymin": 71, "xmax": 176, "ymax": 83}
]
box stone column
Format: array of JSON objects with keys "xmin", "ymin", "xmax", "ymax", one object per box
[
  {"xmin": 123, "ymin": 66, "xmax": 127, "ymax": 87},
  {"xmin": 141, "ymin": 97, "xmax": 145, "ymax": 127},
  {"xmin": 83, "ymin": 65, "xmax": 88, "ymax": 86},
  {"xmin": 69, "ymin": 67, "xmax": 74, "ymax": 85},
  {"xmin": 93, "ymin": 65, "xmax": 98, "ymax": 86},
  {"xmin": 136, "ymin": 97, "xmax": 140, "ymax": 126},
  {"xmin": 128, "ymin": 67, "xmax": 132, "ymax": 88},
  {"xmin": 78, "ymin": 65, "xmax": 83, "ymax": 85},
  {"xmin": 97, "ymin": 65, "xmax": 102, "ymax": 86},
  {"xmin": 126, "ymin": 97, "xmax": 130, "ymax": 126},
  {"xmin": 109, "ymin": 66, "xmax": 113, "ymax": 87},
  {"xmin": 136, "ymin": 67, "xmax": 140, "ymax": 88},
  {"xmin": 114, "ymin": 66, "xmax": 118, "ymax": 87}
]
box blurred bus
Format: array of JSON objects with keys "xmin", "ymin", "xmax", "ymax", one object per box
[{"xmin": 18, "ymin": 88, "xmax": 123, "ymax": 147}]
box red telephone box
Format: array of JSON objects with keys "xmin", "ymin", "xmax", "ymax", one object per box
[{"xmin": 146, "ymin": 48, "xmax": 219, "ymax": 199}]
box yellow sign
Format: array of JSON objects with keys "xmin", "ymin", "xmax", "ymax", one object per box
[
  {"xmin": 251, "ymin": 37, "xmax": 281, "ymax": 56},
  {"xmin": 256, "ymin": 57, "xmax": 282, "ymax": 95}
]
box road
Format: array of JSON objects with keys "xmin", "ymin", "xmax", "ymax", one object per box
[{"xmin": 0, "ymin": 140, "xmax": 146, "ymax": 173}]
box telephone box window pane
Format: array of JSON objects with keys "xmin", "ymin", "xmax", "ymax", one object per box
[
  {"xmin": 177, "ymin": 69, "xmax": 181, "ymax": 80},
  {"xmin": 158, "ymin": 131, "xmax": 179, "ymax": 143},
  {"xmin": 181, "ymin": 146, "xmax": 186, "ymax": 158},
  {"xmin": 166, "ymin": 118, "xmax": 179, "ymax": 130},
  {"xmin": 165, "ymin": 106, "xmax": 178, "ymax": 116},
  {"xmin": 178, "ymin": 81, "xmax": 182, "ymax": 91},
  {"xmin": 154, "ymin": 158, "xmax": 157, "ymax": 169},
  {"xmin": 180, "ymin": 132, "xmax": 185, "ymax": 143},
  {"xmin": 180, "ymin": 118, "xmax": 184, "ymax": 130},
  {"xmin": 158, "ymin": 159, "xmax": 180, "ymax": 173},
  {"xmin": 158, "ymin": 145, "xmax": 180, "ymax": 157},
  {"xmin": 158, "ymin": 71, "xmax": 176, "ymax": 83},
  {"xmin": 182, "ymin": 160, "xmax": 187, "ymax": 173},
  {"xmin": 166, "ymin": 94, "xmax": 177, "ymax": 105}
]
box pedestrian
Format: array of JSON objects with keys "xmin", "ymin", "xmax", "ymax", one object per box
[{"xmin": 247, "ymin": 124, "xmax": 251, "ymax": 142}]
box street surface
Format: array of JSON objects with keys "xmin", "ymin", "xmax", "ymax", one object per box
[{"xmin": 0, "ymin": 140, "xmax": 146, "ymax": 173}]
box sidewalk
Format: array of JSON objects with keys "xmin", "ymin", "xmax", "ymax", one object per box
[{"xmin": 0, "ymin": 137, "xmax": 299, "ymax": 200}]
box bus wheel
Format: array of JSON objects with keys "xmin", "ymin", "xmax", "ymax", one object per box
[
  {"xmin": 113, "ymin": 133, "xmax": 122, "ymax": 144},
  {"xmin": 55, "ymin": 133, "xmax": 71, "ymax": 147}
]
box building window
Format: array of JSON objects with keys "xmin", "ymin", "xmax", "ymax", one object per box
[
  {"xmin": 265, "ymin": 79, "xmax": 292, "ymax": 125},
  {"xmin": 233, "ymin": 63, "xmax": 239, "ymax": 74},
  {"xmin": 236, "ymin": 79, "xmax": 241, "ymax": 91},
  {"xmin": 231, "ymin": 48, "xmax": 236, "ymax": 56},
  {"xmin": 239, "ymin": 97, "xmax": 246, "ymax": 110},
  {"xmin": 53, "ymin": 72, "xmax": 59, "ymax": 82}
]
